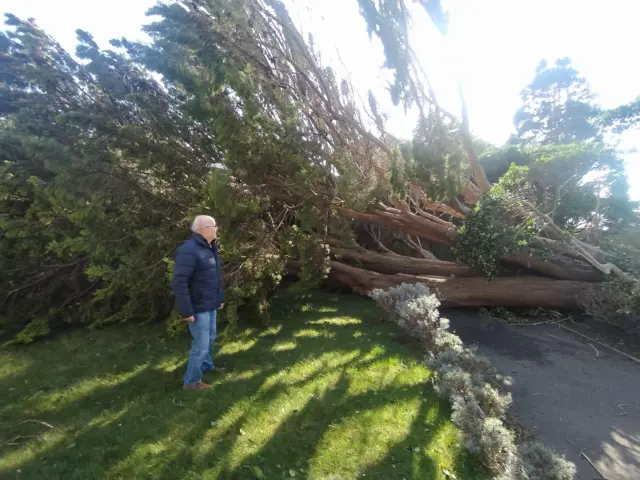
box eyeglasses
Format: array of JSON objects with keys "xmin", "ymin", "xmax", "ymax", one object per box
[{"xmin": 204, "ymin": 224, "xmax": 217, "ymax": 229}]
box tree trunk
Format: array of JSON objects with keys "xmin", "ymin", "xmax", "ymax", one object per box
[
  {"xmin": 328, "ymin": 261, "xmax": 595, "ymax": 309},
  {"xmin": 333, "ymin": 246, "xmax": 602, "ymax": 282},
  {"xmin": 331, "ymin": 247, "xmax": 479, "ymax": 277},
  {"xmin": 338, "ymin": 205, "xmax": 605, "ymax": 282},
  {"xmin": 339, "ymin": 207, "xmax": 456, "ymax": 245},
  {"xmin": 504, "ymin": 251, "xmax": 603, "ymax": 282}
]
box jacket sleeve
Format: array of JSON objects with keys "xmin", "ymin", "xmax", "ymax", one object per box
[{"xmin": 172, "ymin": 248, "xmax": 196, "ymax": 318}]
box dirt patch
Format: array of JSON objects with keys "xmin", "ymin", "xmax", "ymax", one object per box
[{"xmin": 445, "ymin": 309, "xmax": 640, "ymax": 480}]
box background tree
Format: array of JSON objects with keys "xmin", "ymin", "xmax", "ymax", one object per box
[
  {"xmin": 602, "ymin": 96, "xmax": 640, "ymax": 133},
  {"xmin": 482, "ymin": 57, "xmax": 637, "ymax": 236},
  {"xmin": 512, "ymin": 57, "xmax": 602, "ymax": 146}
]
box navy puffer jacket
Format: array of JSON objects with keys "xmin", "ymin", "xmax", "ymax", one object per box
[{"xmin": 171, "ymin": 234, "xmax": 224, "ymax": 318}]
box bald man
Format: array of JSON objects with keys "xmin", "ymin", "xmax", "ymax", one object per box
[{"xmin": 172, "ymin": 215, "xmax": 225, "ymax": 390}]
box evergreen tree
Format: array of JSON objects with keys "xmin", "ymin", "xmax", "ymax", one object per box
[
  {"xmin": 481, "ymin": 58, "xmax": 637, "ymax": 235},
  {"xmin": 0, "ymin": 14, "xmax": 217, "ymax": 340},
  {"xmin": 512, "ymin": 58, "xmax": 602, "ymax": 146}
]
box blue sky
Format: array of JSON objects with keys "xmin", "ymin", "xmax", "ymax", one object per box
[{"xmin": 3, "ymin": 0, "xmax": 639, "ymax": 198}]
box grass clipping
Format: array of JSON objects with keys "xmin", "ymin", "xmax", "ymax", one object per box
[{"xmin": 370, "ymin": 284, "xmax": 576, "ymax": 480}]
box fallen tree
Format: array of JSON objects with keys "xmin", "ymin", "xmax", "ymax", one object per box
[
  {"xmin": 328, "ymin": 261, "xmax": 595, "ymax": 309},
  {"xmin": 128, "ymin": 0, "xmax": 631, "ymax": 312},
  {"xmin": 1, "ymin": 1, "xmax": 638, "ymax": 341}
]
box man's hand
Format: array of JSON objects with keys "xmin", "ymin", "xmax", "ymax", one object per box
[
  {"xmin": 184, "ymin": 316, "xmax": 195, "ymax": 323},
  {"xmin": 218, "ymin": 303, "xmax": 224, "ymax": 310}
]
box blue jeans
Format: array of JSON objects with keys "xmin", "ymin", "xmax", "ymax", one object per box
[{"xmin": 184, "ymin": 310, "xmax": 217, "ymax": 385}]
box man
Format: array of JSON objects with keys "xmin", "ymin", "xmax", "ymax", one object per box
[{"xmin": 172, "ymin": 215, "xmax": 224, "ymax": 390}]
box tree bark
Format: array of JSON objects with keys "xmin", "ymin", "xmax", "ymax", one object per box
[
  {"xmin": 339, "ymin": 207, "xmax": 456, "ymax": 245},
  {"xmin": 504, "ymin": 251, "xmax": 603, "ymax": 282},
  {"xmin": 328, "ymin": 261, "xmax": 595, "ymax": 309},
  {"xmin": 338, "ymin": 205, "xmax": 604, "ymax": 282},
  {"xmin": 331, "ymin": 247, "xmax": 479, "ymax": 277}
]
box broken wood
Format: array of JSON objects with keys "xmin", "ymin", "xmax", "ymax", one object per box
[
  {"xmin": 327, "ymin": 261, "xmax": 596, "ymax": 309},
  {"xmin": 331, "ymin": 247, "xmax": 478, "ymax": 277}
]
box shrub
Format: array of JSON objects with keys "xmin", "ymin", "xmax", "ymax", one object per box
[
  {"xmin": 451, "ymin": 395, "xmax": 485, "ymax": 448},
  {"xmin": 430, "ymin": 346, "xmax": 496, "ymax": 385},
  {"xmin": 518, "ymin": 441, "xmax": 576, "ymax": 480},
  {"xmin": 370, "ymin": 283, "xmax": 576, "ymax": 479},
  {"xmin": 477, "ymin": 417, "xmax": 517, "ymax": 477},
  {"xmin": 454, "ymin": 192, "xmax": 537, "ymax": 279},
  {"xmin": 435, "ymin": 368, "xmax": 473, "ymax": 398},
  {"xmin": 475, "ymin": 384, "xmax": 512, "ymax": 419},
  {"xmin": 370, "ymin": 283, "xmax": 449, "ymax": 350},
  {"xmin": 6, "ymin": 316, "xmax": 50, "ymax": 346}
]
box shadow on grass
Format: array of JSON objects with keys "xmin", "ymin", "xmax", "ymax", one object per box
[{"xmin": 0, "ymin": 292, "xmax": 485, "ymax": 479}]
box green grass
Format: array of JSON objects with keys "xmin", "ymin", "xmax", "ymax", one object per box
[{"xmin": 0, "ymin": 292, "xmax": 485, "ymax": 479}]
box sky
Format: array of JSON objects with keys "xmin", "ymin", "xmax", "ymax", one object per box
[{"xmin": 3, "ymin": 0, "xmax": 639, "ymax": 198}]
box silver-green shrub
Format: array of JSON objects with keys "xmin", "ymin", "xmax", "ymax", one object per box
[
  {"xmin": 475, "ymin": 384, "xmax": 512, "ymax": 419},
  {"xmin": 477, "ymin": 417, "xmax": 518, "ymax": 477},
  {"xmin": 451, "ymin": 395, "xmax": 485, "ymax": 447},
  {"xmin": 434, "ymin": 367, "xmax": 473, "ymax": 398},
  {"xmin": 518, "ymin": 441, "xmax": 577, "ymax": 480},
  {"xmin": 370, "ymin": 283, "xmax": 575, "ymax": 479}
]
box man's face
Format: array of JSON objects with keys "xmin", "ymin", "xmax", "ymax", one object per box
[{"xmin": 199, "ymin": 218, "xmax": 218, "ymax": 243}]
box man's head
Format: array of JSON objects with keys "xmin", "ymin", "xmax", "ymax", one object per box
[{"xmin": 191, "ymin": 215, "xmax": 218, "ymax": 243}]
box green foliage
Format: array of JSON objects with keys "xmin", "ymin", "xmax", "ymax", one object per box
[
  {"xmin": 481, "ymin": 146, "xmax": 534, "ymax": 184},
  {"xmin": 1, "ymin": 0, "xmax": 477, "ymax": 345},
  {"xmin": 6, "ymin": 316, "xmax": 50, "ymax": 345},
  {"xmin": 581, "ymin": 228, "xmax": 640, "ymax": 328},
  {"xmin": 283, "ymin": 226, "xmax": 331, "ymax": 285},
  {"xmin": 357, "ymin": 1, "xmax": 465, "ymax": 201},
  {"xmin": 405, "ymin": 116, "xmax": 466, "ymax": 200},
  {"xmin": 358, "ymin": 0, "xmax": 448, "ymax": 104},
  {"xmin": 128, "ymin": 0, "xmax": 354, "ymax": 326},
  {"xmin": 505, "ymin": 57, "xmax": 638, "ymax": 237},
  {"xmin": 165, "ymin": 310, "xmax": 186, "ymax": 337},
  {"xmin": 377, "ymin": 117, "xmax": 468, "ymax": 203},
  {"xmin": 481, "ymin": 143, "xmax": 636, "ymax": 232},
  {"xmin": 602, "ymin": 96, "xmax": 640, "ymax": 133},
  {"xmin": 0, "ymin": 15, "xmax": 216, "ymax": 339},
  {"xmin": 593, "ymin": 279, "xmax": 640, "ymax": 327},
  {"xmin": 2, "ymin": 1, "xmax": 357, "ymax": 340},
  {"xmin": 454, "ymin": 192, "xmax": 537, "ymax": 279},
  {"xmin": 358, "ymin": 0, "xmax": 412, "ymax": 108},
  {"xmin": 389, "ymin": 147, "xmax": 407, "ymax": 196}
]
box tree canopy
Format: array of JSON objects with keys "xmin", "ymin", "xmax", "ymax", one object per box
[
  {"xmin": 602, "ymin": 96, "xmax": 640, "ymax": 133},
  {"xmin": 512, "ymin": 57, "xmax": 602, "ymax": 146},
  {"xmin": 481, "ymin": 57, "xmax": 637, "ymax": 237}
]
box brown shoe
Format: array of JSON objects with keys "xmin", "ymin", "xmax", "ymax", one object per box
[{"xmin": 183, "ymin": 381, "xmax": 211, "ymax": 391}]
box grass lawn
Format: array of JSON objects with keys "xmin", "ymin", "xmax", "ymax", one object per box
[{"xmin": 0, "ymin": 292, "xmax": 486, "ymax": 479}]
